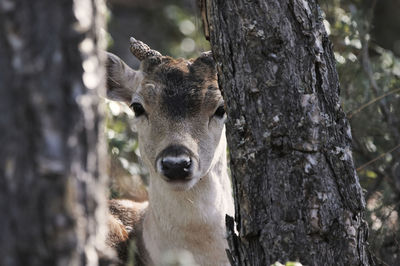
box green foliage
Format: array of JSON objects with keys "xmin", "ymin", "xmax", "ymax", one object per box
[
  {"xmin": 323, "ymin": 1, "xmax": 400, "ymax": 264},
  {"xmin": 126, "ymin": 239, "xmax": 138, "ymax": 266},
  {"xmin": 105, "ymin": 100, "xmax": 148, "ymax": 198},
  {"xmin": 162, "ymin": 4, "xmax": 210, "ymax": 58}
]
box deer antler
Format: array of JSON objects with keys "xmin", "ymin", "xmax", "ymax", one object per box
[{"xmin": 130, "ymin": 37, "xmax": 162, "ymax": 61}]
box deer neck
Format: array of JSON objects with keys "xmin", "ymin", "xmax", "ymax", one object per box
[{"xmin": 142, "ymin": 130, "xmax": 234, "ymax": 264}]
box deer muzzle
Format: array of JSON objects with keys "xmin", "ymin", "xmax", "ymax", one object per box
[{"xmin": 156, "ymin": 145, "xmax": 195, "ymax": 181}]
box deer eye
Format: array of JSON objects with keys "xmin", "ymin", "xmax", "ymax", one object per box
[
  {"xmin": 130, "ymin": 102, "xmax": 146, "ymax": 117},
  {"xmin": 213, "ymin": 105, "xmax": 226, "ymax": 118}
]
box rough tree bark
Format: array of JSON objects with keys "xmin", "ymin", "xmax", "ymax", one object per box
[
  {"xmin": 0, "ymin": 1, "xmax": 112, "ymax": 265},
  {"xmin": 202, "ymin": 0, "xmax": 373, "ymax": 265}
]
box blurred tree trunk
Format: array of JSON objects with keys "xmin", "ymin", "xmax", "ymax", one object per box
[
  {"xmin": 203, "ymin": 0, "xmax": 373, "ymax": 265},
  {"xmin": 0, "ymin": 1, "xmax": 112, "ymax": 265}
]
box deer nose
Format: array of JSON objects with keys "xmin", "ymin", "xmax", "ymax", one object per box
[
  {"xmin": 157, "ymin": 145, "xmax": 193, "ymax": 181},
  {"xmin": 161, "ymin": 156, "xmax": 192, "ymax": 180}
]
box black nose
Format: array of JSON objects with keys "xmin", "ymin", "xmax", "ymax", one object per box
[
  {"xmin": 161, "ymin": 156, "xmax": 192, "ymax": 180},
  {"xmin": 157, "ymin": 145, "xmax": 193, "ymax": 181}
]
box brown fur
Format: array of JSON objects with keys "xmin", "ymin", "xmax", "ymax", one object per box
[
  {"xmin": 143, "ymin": 55, "xmax": 219, "ymax": 120},
  {"xmin": 107, "ymin": 200, "xmax": 148, "ymax": 265}
]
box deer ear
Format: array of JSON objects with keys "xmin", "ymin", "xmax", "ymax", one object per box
[
  {"xmin": 193, "ymin": 51, "xmax": 215, "ymax": 66},
  {"xmin": 192, "ymin": 51, "xmax": 216, "ymax": 75},
  {"xmin": 106, "ymin": 52, "xmax": 140, "ymax": 104}
]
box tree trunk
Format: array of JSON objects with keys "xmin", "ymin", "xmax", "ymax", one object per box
[
  {"xmin": 0, "ymin": 1, "xmax": 112, "ymax": 265},
  {"xmin": 203, "ymin": 0, "xmax": 373, "ymax": 265}
]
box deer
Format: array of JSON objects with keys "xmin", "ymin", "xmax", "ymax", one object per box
[{"xmin": 105, "ymin": 37, "xmax": 234, "ymax": 266}]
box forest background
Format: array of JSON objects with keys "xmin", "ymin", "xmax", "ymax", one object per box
[{"xmin": 105, "ymin": 0, "xmax": 400, "ymax": 265}]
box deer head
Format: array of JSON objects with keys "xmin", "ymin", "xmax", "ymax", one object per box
[{"xmin": 106, "ymin": 38, "xmax": 226, "ymax": 191}]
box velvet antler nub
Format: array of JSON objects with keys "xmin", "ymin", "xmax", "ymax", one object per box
[{"xmin": 129, "ymin": 37, "xmax": 162, "ymax": 61}]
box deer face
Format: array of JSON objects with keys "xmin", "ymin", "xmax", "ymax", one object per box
[{"xmin": 106, "ymin": 39, "xmax": 226, "ymax": 191}]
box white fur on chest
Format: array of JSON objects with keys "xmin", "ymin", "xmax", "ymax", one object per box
[{"xmin": 142, "ymin": 160, "xmax": 234, "ymax": 266}]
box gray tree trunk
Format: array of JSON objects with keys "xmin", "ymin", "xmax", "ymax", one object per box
[
  {"xmin": 0, "ymin": 1, "xmax": 112, "ymax": 265},
  {"xmin": 202, "ymin": 0, "xmax": 373, "ymax": 265}
]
